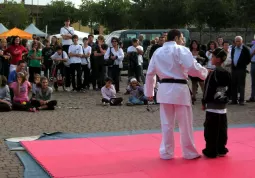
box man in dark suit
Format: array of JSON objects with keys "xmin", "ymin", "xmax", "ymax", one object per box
[
  {"xmin": 149, "ymin": 36, "xmax": 166, "ymax": 59},
  {"xmin": 231, "ymin": 36, "xmax": 251, "ymax": 105}
]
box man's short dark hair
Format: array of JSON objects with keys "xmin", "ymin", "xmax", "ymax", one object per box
[
  {"xmin": 212, "ymin": 48, "xmax": 227, "ymax": 62},
  {"xmin": 167, "ymin": 29, "xmax": 181, "ymax": 41},
  {"xmin": 222, "ymin": 41, "xmax": 229, "ymax": 45},
  {"xmin": 159, "ymin": 36, "xmax": 165, "ymax": 39},
  {"xmin": 83, "ymin": 37, "xmax": 88, "ymax": 42},
  {"xmin": 55, "ymin": 45, "xmax": 62, "ymax": 51},
  {"xmin": 88, "ymin": 34, "xmax": 94, "ymax": 38},
  {"xmin": 132, "ymin": 38, "xmax": 138, "ymax": 43},
  {"xmin": 65, "ymin": 17, "xmax": 70, "ymax": 22},
  {"xmin": 44, "ymin": 39, "xmax": 49, "ymax": 43},
  {"xmin": 17, "ymin": 60, "xmax": 25, "ymax": 66}
]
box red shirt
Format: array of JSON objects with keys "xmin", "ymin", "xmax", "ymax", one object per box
[{"xmin": 4, "ymin": 45, "xmax": 28, "ymax": 65}]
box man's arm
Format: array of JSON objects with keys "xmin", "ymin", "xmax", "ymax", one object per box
[
  {"xmin": 179, "ymin": 46, "xmax": 208, "ymax": 80},
  {"xmin": 144, "ymin": 53, "xmax": 157, "ymax": 98}
]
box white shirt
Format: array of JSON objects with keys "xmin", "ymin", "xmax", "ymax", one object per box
[
  {"xmin": 127, "ymin": 46, "xmax": 144, "ymax": 65},
  {"xmin": 68, "ymin": 44, "xmax": 83, "ymax": 64},
  {"xmin": 101, "ymin": 85, "xmax": 116, "ymax": 100},
  {"xmin": 206, "ymin": 51, "xmax": 215, "ymax": 69},
  {"xmin": 145, "ymin": 41, "xmax": 208, "ymax": 106},
  {"xmin": 104, "ymin": 47, "xmax": 124, "ymax": 66},
  {"xmin": 50, "ymin": 51, "xmax": 69, "ymax": 67},
  {"xmin": 60, "ymin": 26, "xmax": 75, "ymax": 45},
  {"xmin": 81, "ymin": 46, "xmax": 92, "ymax": 65}
]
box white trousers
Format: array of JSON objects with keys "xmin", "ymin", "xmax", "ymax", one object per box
[
  {"xmin": 159, "ymin": 103, "xmax": 199, "ymax": 159},
  {"xmin": 9, "ymin": 64, "xmax": 17, "ymax": 73}
]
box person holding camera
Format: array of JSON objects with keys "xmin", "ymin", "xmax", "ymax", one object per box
[
  {"xmin": 202, "ymin": 48, "xmax": 231, "ymax": 158},
  {"xmin": 104, "ymin": 37, "xmax": 124, "ymax": 92}
]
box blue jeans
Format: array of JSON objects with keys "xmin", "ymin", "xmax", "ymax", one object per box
[
  {"xmin": 129, "ymin": 96, "xmax": 147, "ymax": 105},
  {"xmin": 251, "ymin": 63, "xmax": 255, "ymax": 98}
]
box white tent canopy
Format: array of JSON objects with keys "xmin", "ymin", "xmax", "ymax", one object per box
[
  {"xmin": 24, "ymin": 23, "xmax": 46, "ymax": 37},
  {"xmin": 0, "ymin": 23, "xmax": 8, "ymax": 34}
]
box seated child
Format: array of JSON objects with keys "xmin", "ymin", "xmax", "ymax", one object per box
[
  {"xmin": 101, "ymin": 77, "xmax": 123, "ymax": 106},
  {"xmin": 202, "ymin": 48, "xmax": 231, "ymax": 158},
  {"xmin": 31, "ymin": 77, "xmax": 57, "ymax": 110},
  {"xmin": 0, "ymin": 75, "xmax": 12, "ymax": 112},
  {"xmin": 31, "ymin": 74, "xmax": 41, "ymax": 99},
  {"xmin": 126, "ymin": 78, "xmax": 147, "ymax": 106},
  {"xmin": 9, "ymin": 72, "xmax": 33, "ymax": 111}
]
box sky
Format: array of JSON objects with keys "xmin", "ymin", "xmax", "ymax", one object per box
[{"xmin": 0, "ymin": 0, "xmax": 82, "ymax": 7}]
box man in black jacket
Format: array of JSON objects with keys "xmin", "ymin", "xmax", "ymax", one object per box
[
  {"xmin": 149, "ymin": 36, "xmax": 165, "ymax": 59},
  {"xmin": 230, "ymin": 36, "xmax": 251, "ymax": 105}
]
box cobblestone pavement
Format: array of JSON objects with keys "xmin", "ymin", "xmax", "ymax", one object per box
[{"xmin": 0, "ymin": 75, "xmax": 255, "ymax": 178}]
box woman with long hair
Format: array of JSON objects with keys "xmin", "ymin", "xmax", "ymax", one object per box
[
  {"xmin": 206, "ymin": 41, "xmax": 218, "ymax": 69},
  {"xmin": 50, "ymin": 36, "xmax": 60, "ymax": 51},
  {"xmin": 0, "ymin": 39, "xmax": 10, "ymax": 78},
  {"xmin": 189, "ymin": 40, "xmax": 208, "ymax": 103},
  {"xmin": 104, "ymin": 37, "xmax": 124, "ymax": 92},
  {"xmin": 4, "ymin": 36, "xmax": 28, "ymax": 73},
  {"xmin": 27, "ymin": 42, "xmax": 42, "ymax": 82}
]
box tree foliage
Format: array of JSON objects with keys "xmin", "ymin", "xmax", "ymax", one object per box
[
  {"xmin": 0, "ymin": 0, "xmax": 29, "ymax": 29},
  {"xmin": 39, "ymin": 0, "xmax": 79, "ymax": 34}
]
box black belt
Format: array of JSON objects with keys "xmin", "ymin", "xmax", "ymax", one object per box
[{"xmin": 160, "ymin": 79, "xmax": 187, "ymax": 84}]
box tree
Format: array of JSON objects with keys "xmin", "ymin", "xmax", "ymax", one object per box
[
  {"xmin": 80, "ymin": 0, "xmax": 132, "ymax": 32},
  {"xmin": 131, "ymin": 0, "xmax": 192, "ymax": 29},
  {"xmin": 0, "ymin": 0, "xmax": 29, "ymax": 29},
  {"xmin": 191, "ymin": 0, "xmax": 235, "ymax": 31},
  {"xmin": 39, "ymin": 0, "xmax": 79, "ymax": 34}
]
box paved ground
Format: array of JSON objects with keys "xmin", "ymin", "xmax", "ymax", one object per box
[{"xmin": 0, "ymin": 75, "xmax": 255, "ymax": 178}]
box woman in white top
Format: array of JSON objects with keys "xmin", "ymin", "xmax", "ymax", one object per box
[
  {"xmin": 206, "ymin": 41, "xmax": 218, "ymax": 69},
  {"xmin": 104, "ymin": 37, "xmax": 124, "ymax": 92},
  {"xmin": 222, "ymin": 41, "xmax": 232, "ymax": 73}
]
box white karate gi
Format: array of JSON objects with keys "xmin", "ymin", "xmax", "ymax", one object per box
[{"xmin": 145, "ymin": 41, "xmax": 208, "ymax": 159}]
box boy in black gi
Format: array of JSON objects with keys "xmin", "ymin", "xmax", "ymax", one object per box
[{"xmin": 202, "ymin": 48, "xmax": 231, "ymax": 158}]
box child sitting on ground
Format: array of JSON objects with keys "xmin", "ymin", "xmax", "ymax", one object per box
[
  {"xmin": 101, "ymin": 77, "xmax": 123, "ymax": 106},
  {"xmin": 202, "ymin": 48, "xmax": 231, "ymax": 158},
  {"xmin": 0, "ymin": 75, "xmax": 12, "ymax": 112},
  {"xmin": 31, "ymin": 74, "xmax": 41, "ymax": 99},
  {"xmin": 126, "ymin": 78, "xmax": 147, "ymax": 106},
  {"xmin": 31, "ymin": 77, "xmax": 57, "ymax": 110}
]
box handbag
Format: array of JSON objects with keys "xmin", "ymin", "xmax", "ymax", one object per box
[{"xmin": 104, "ymin": 47, "xmax": 115, "ymax": 66}]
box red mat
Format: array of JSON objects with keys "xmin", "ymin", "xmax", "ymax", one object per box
[{"xmin": 21, "ymin": 128, "xmax": 255, "ymax": 178}]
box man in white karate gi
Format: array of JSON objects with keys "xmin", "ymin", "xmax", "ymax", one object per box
[{"xmin": 145, "ymin": 29, "xmax": 208, "ymax": 160}]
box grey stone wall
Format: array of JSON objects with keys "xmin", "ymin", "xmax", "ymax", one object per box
[{"xmin": 189, "ymin": 28, "xmax": 255, "ymax": 45}]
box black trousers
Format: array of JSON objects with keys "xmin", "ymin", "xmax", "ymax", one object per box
[
  {"xmin": 91, "ymin": 62, "xmax": 105, "ymax": 89},
  {"xmin": 64, "ymin": 66, "xmax": 71, "ymax": 87},
  {"xmin": 44, "ymin": 60, "xmax": 53, "ymax": 78},
  {"xmin": 70, "ymin": 63, "xmax": 82, "ymax": 90},
  {"xmin": 102, "ymin": 97, "xmax": 123, "ymax": 106},
  {"xmin": 31, "ymin": 100, "xmax": 57, "ymax": 110},
  {"xmin": 112, "ymin": 65, "xmax": 120, "ymax": 92},
  {"xmin": 29, "ymin": 67, "xmax": 41, "ymax": 83},
  {"xmin": 0, "ymin": 102, "xmax": 11, "ymax": 112},
  {"xmin": 128, "ymin": 65, "xmax": 142, "ymax": 83},
  {"xmin": 81, "ymin": 64, "xmax": 90, "ymax": 88},
  {"xmin": 12, "ymin": 102, "xmax": 32, "ymax": 111},
  {"xmin": 203, "ymin": 111, "xmax": 228, "ymax": 158},
  {"xmin": 231, "ymin": 69, "xmax": 246, "ymax": 102}
]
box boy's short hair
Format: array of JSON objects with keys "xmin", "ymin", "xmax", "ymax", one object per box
[
  {"xmin": 0, "ymin": 75, "xmax": 7, "ymax": 87},
  {"xmin": 34, "ymin": 74, "xmax": 41, "ymax": 78},
  {"xmin": 83, "ymin": 37, "xmax": 88, "ymax": 42},
  {"xmin": 132, "ymin": 38, "xmax": 138, "ymax": 43},
  {"xmin": 72, "ymin": 35, "xmax": 79, "ymax": 41},
  {"xmin": 212, "ymin": 48, "xmax": 227, "ymax": 62},
  {"xmin": 105, "ymin": 77, "xmax": 113, "ymax": 83}
]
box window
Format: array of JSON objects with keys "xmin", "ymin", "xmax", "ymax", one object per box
[
  {"xmin": 126, "ymin": 33, "xmax": 137, "ymax": 40},
  {"xmin": 140, "ymin": 33, "xmax": 161, "ymax": 41}
]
